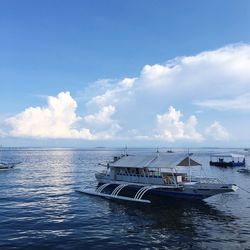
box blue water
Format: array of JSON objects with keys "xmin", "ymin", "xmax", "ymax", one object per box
[{"xmin": 0, "ymin": 148, "xmax": 250, "ymax": 249}]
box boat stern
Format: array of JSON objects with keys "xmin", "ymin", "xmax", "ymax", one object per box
[{"xmin": 183, "ymin": 182, "xmax": 238, "ymax": 199}]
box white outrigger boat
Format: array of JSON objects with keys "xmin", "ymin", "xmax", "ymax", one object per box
[
  {"xmin": 0, "ymin": 162, "xmax": 15, "ymax": 170},
  {"xmin": 80, "ymin": 153, "xmax": 238, "ymax": 204}
]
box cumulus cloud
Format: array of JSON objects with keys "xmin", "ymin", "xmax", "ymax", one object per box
[
  {"xmin": 84, "ymin": 44, "xmax": 250, "ymax": 143},
  {"xmin": 154, "ymin": 106, "xmax": 203, "ymax": 142},
  {"xmin": 5, "ymin": 92, "xmax": 120, "ymax": 140},
  {"xmin": 205, "ymin": 121, "xmax": 229, "ymax": 141},
  {"xmin": 3, "ymin": 43, "xmax": 250, "ymax": 143},
  {"xmin": 84, "ymin": 105, "xmax": 116, "ymax": 125},
  {"xmin": 139, "ymin": 44, "xmax": 250, "ymax": 101},
  {"xmin": 83, "ymin": 105, "xmax": 121, "ymax": 139},
  {"xmin": 87, "ymin": 44, "xmax": 250, "ymax": 115},
  {"xmin": 6, "ymin": 92, "xmax": 92, "ymax": 139}
]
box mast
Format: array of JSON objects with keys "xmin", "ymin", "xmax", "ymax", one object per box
[
  {"xmin": 124, "ymin": 145, "xmax": 128, "ymax": 156},
  {"xmin": 188, "ymin": 149, "xmax": 191, "ymax": 182}
]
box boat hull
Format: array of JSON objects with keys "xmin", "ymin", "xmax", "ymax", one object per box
[
  {"xmin": 96, "ymin": 179, "xmax": 237, "ymax": 201},
  {"xmin": 210, "ymin": 161, "xmax": 245, "ymax": 168}
]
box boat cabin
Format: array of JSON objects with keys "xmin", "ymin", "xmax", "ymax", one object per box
[
  {"xmin": 209, "ymin": 153, "xmax": 245, "ymax": 167},
  {"xmin": 103, "ymin": 154, "xmax": 201, "ymax": 186}
]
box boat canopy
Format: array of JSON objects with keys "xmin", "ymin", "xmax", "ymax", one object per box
[
  {"xmin": 210, "ymin": 153, "xmax": 245, "ymax": 159},
  {"xmin": 109, "ymin": 153, "xmax": 201, "ymax": 169},
  {"xmin": 176, "ymin": 156, "xmax": 201, "ymax": 167}
]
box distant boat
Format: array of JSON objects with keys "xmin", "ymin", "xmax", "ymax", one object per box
[
  {"xmin": 79, "ymin": 153, "xmax": 238, "ymax": 204},
  {"xmin": 0, "ymin": 162, "xmax": 15, "ymax": 170},
  {"xmin": 166, "ymin": 149, "xmax": 174, "ymax": 153},
  {"xmin": 209, "ymin": 153, "xmax": 245, "ymax": 167},
  {"xmin": 0, "ymin": 146, "xmax": 20, "ymax": 170}
]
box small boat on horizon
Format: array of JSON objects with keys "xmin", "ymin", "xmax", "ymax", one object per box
[
  {"xmin": 79, "ymin": 153, "xmax": 238, "ymax": 204},
  {"xmin": 0, "ymin": 162, "xmax": 15, "ymax": 170},
  {"xmin": 166, "ymin": 149, "xmax": 174, "ymax": 153},
  {"xmin": 0, "ymin": 145, "xmax": 20, "ymax": 170}
]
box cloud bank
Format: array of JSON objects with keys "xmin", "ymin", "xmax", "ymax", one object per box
[{"xmin": 4, "ymin": 43, "xmax": 250, "ymax": 143}]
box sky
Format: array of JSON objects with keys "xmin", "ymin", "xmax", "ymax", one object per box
[{"xmin": 1, "ymin": 0, "xmax": 250, "ymax": 147}]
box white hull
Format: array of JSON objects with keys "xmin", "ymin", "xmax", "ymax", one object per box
[{"xmin": 0, "ymin": 163, "xmax": 15, "ymax": 170}]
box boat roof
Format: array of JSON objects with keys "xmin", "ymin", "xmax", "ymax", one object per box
[
  {"xmin": 109, "ymin": 153, "xmax": 201, "ymax": 169},
  {"xmin": 211, "ymin": 153, "xmax": 245, "ymax": 158}
]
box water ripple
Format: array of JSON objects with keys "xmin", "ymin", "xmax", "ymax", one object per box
[{"xmin": 0, "ymin": 148, "xmax": 250, "ymax": 249}]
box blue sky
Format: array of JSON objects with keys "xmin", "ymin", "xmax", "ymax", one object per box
[{"xmin": 1, "ymin": 1, "xmax": 250, "ymax": 147}]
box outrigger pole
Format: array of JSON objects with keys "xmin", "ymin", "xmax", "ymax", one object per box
[
  {"xmin": 79, "ymin": 182, "xmax": 183, "ymax": 204},
  {"xmin": 79, "ymin": 188, "xmax": 151, "ymax": 204}
]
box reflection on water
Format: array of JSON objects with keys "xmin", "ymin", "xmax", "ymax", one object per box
[{"xmin": 0, "ymin": 148, "xmax": 249, "ymax": 249}]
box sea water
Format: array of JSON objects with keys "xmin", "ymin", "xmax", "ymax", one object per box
[{"xmin": 0, "ymin": 148, "xmax": 250, "ymax": 249}]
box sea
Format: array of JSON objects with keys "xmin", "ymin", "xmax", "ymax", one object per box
[{"xmin": 0, "ymin": 147, "xmax": 250, "ymax": 250}]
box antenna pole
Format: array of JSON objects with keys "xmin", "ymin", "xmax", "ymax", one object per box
[{"xmin": 188, "ymin": 148, "xmax": 191, "ymax": 182}]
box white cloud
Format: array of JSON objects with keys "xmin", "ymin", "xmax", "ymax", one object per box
[
  {"xmin": 137, "ymin": 44, "xmax": 250, "ymax": 103},
  {"xmin": 141, "ymin": 64, "xmax": 180, "ymax": 86},
  {"xmin": 84, "ymin": 105, "xmax": 116, "ymax": 125},
  {"xmin": 195, "ymin": 93, "xmax": 250, "ymax": 112},
  {"xmin": 88, "ymin": 77, "xmax": 136, "ymax": 108},
  {"xmin": 154, "ymin": 106, "xmax": 203, "ymax": 142},
  {"xmin": 119, "ymin": 78, "xmax": 136, "ymax": 88},
  {"xmin": 0, "ymin": 128, "xmax": 6, "ymax": 137},
  {"xmin": 3, "ymin": 43, "xmax": 250, "ymax": 143},
  {"xmin": 6, "ymin": 92, "xmax": 93, "ymax": 139},
  {"xmin": 205, "ymin": 121, "xmax": 229, "ymax": 141},
  {"xmin": 83, "ymin": 105, "xmax": 121, "ymax": 139},
  {"xmin": 5, "ymin": 92, "xmax": 120, "ymax": 140},
  {"xmin": 86, "ymin": 44, "xmax": 250, "ymax": 143},
  {"xmin": 87, "ymin": 44, "xmax": 250, "ymax": 121}
]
